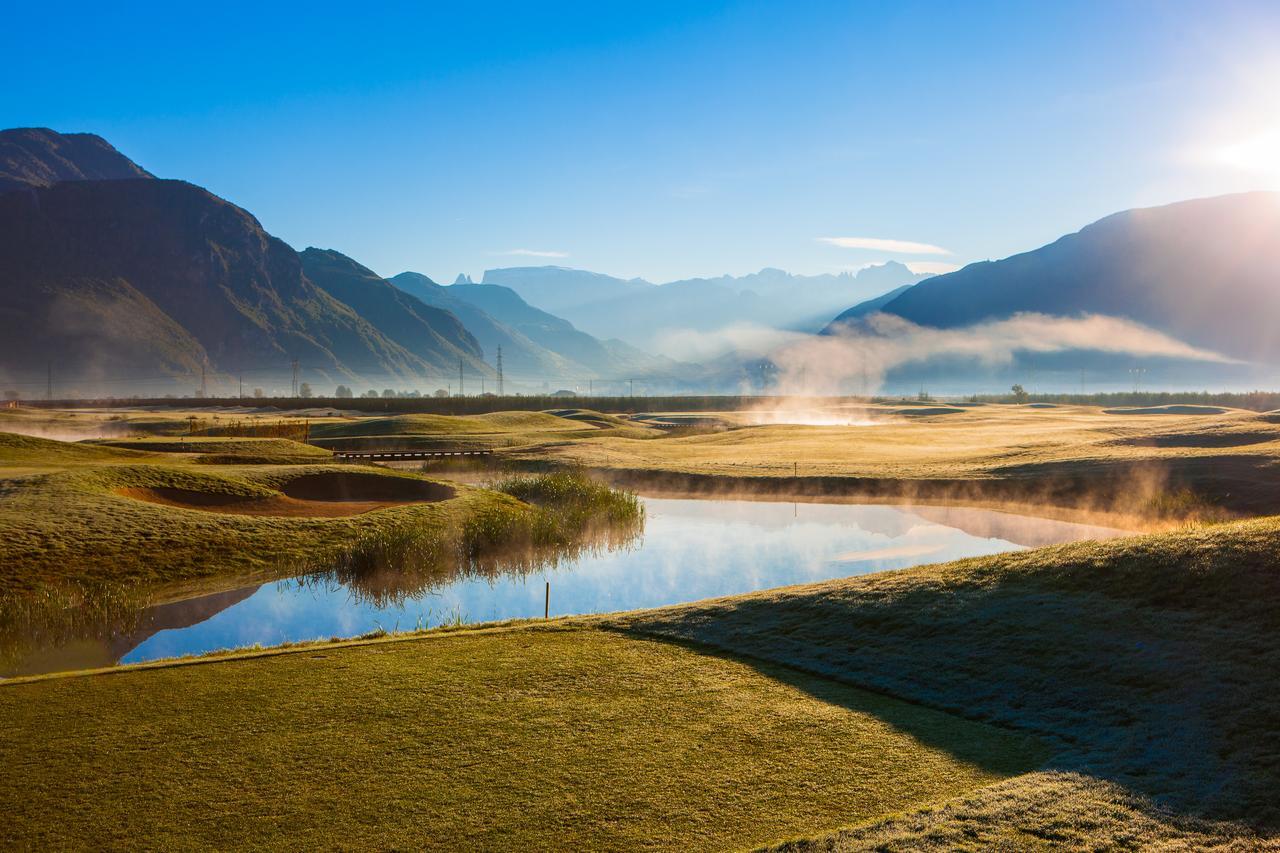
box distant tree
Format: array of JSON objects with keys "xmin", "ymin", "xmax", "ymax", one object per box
[
  {"xmin": 299, "ymin": 382, "xmax": 313, "ymax": 398},
  {"xmin": 404, "ymin": 389, "xmax": 422, "ymax": 398},
  {"xmin": 434, "ymin": 389, "xmax": 450, "ymax": 398},
  {"xmin": 3, "ymin": 389, "xmax": 18, "ymax": 400},
  {"xmin": 253, "ymin": 388, "xmax": 264, "ymax": 399},
  {"xmin": 361, "ymin": 389, "xmax": 379, "ymax": 398},
  {"xmin": 334, "ymin": 385, "xmax": 353, "ymax": 398},
  {"xmin": 1011, "ymin": 384, "xmax": 1029, "ymax": 402},
  {"xmin": 381, "ymin": 388, "xmax": 396, "ymax": 398}
]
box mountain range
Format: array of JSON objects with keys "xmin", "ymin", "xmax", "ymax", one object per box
[
  {"xmin": 2, "ymin": 126, "xmax": 1277, "ymax": 397},
  {"xmin": 483, "ymin": 262, "xmax": 934, "ymax": 349},
  {"xmin": 826, "ymin": 192, "xmax": 1280, "ymax": 367},
  {"xmin": 0, "ymin": 128, "xmax": 674, "ymax": 397}
]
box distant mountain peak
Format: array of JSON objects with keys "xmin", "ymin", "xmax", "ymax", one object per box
[
  {"xmin": 454, "ymin": 273, "xmax": 473, "ymax": 284},
  {"xmin": 0, "ymin": 127, "xmax": 153, "ymax": 194}
]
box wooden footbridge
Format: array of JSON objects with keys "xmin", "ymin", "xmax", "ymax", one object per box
[{"xmin": 329, "ymin": 448, "xmax": 494, "ymax": 462}]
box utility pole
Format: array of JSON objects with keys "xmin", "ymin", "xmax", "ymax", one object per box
[
  {"xmin": 291, "ymin": 359, "xmax": 299, "ymax": 397},
  {"xmin": 458, "ymin": 359, "xmax": 464, "ymax": 396},
  {"xmin": 200, "ymin": 364, "xmax": 207, "ymax": 399},
  {"xmin": 628, "ymin": 378, "xmax": 635, "ymax": 398},
  {"xmin": 496, "ymin": 346, "xmax": 504, "ymax": 396}
]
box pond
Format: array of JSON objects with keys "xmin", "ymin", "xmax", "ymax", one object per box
[{"xmin": 4, "ymin": 497, "xmax": 1127, "ymax": 676}]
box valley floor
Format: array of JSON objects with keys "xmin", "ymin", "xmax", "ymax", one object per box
[{"xmin": 5, "ymin": 401, "xmax": 1280, "ymax": 847}]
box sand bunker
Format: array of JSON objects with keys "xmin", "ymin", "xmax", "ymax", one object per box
[
  {"xmin": 1104, "ymin": 405, "xmax": 1227, "ymax": 415},
  {"xmin": 118, "ymin": 473, "xmax": 454, "ymax": 518}
]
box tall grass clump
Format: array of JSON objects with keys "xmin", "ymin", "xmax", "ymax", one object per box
[
  {"xmin": 311, "ymin": 471, "xmax": 643, "ymax": 607},
  {"xmin": 491, "ymin": 469, "xmax": 644, "ymax": 546},
  {"xmin": 0, "ymin": 580, "xmax": 153, "ymax": 672}
]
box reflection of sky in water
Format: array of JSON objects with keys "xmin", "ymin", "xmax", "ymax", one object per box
[{"xmin": 124, "ymin": 498, "xmax": 1119, "ymax": 664}]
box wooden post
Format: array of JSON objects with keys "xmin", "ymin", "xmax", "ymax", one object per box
[{"xmin": 545, "ymin": 581, "xmax": 550, "ymax": 619}]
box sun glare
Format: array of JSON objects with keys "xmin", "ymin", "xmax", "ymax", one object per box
[{"xmin": 1209, "ymin": 125, "xmax": 1280, "ymax": 182}]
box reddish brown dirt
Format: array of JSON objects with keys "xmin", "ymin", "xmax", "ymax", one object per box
[{"xmin": 117, "ymin": 473, "xmax": 454, "ymax": 518}]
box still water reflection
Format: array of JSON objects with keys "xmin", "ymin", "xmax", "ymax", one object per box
[{"xmin": 8, "ymin": 497, "xmax": 1126, "ymax": 675}]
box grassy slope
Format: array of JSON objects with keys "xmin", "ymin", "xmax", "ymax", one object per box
[
  {"xmin": 767, "ymin": 772, "xmax": 1266, "ymax": 851},
  {"xmin": 0, "ymin": 628, "xmax": 1039, "ymax": 851},
  {"xmin": 606, "ymin": 515, "xmax": 1280, "ymax": 836}
]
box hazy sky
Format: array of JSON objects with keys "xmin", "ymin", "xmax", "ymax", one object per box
[{"xmin": 6, "ymin": 0, "xmax": 1279, "ymax": 283}]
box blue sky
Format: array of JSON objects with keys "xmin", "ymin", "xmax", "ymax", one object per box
[{"xmin": 6, "ymin": 1, "xmax": 1279, "ymax": 283}]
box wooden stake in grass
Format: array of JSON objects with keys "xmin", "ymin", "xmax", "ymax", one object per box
[{"xmin": 545, "ymin": 581, "xmax": 550, "ymax": 619}]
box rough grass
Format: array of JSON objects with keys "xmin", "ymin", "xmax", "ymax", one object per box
[
  {"xmin": 0, "ymin": 628, "xmax": 1041, "ymax": 851},
  {"xmin": 605, "ymin": 514, "xmax": 1280, "ymax": 833}
]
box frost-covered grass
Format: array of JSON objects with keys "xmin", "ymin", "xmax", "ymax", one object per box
[{"xmin": 607, "ymin": 514, "xmax": 1280, "ymax": 837}]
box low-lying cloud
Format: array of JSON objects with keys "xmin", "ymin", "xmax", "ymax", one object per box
[
  {"xmin": 657, "ymin": 312, "xmax": 1239, "ymax": 395},
  {"xmin": 905, "ymin": 260, "xmax": 963, "ymax": 275},
  {"xmin": 817, "ymin": 236, "xmax": 952, "ymax": 255},
  {"xmin": 496, "ymin": 248, "xmax": 569, "ymax": 258}
]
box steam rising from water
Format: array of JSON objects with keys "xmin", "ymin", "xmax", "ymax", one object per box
[{"xmin": 659, "ymin": 312, "xmax": 1238, "ymax": 398}]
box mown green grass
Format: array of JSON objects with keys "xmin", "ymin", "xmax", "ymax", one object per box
[{"xmin": 0, "ymin": 627, "xmax": 1041, "ymax": 851}]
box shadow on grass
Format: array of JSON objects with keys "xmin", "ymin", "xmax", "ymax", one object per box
[
  {"xmin": 605, "ymin": 521, "xmax": 1280, "ymax": 831},
  {"xmin": 610, "ymin": 628, "xmax": 1048, "ymax": 781}
]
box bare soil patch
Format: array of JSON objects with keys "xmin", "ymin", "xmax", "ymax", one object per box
[{"xmin": 118, "ymin": 473, "xmax": 454, "ymax": 518}]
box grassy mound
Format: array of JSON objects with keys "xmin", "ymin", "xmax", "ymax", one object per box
[
  {"xmin": 0, "ymin": 459, "xmax": 475, "ymax": 599},
  {"xmin": 97, "ymin": 436, "xmax": 331, "ymax": 460},
  {"xmin": 0, "ymin": 629, "xmax": 1040, "ymax": 850},
  {"xmin": 309, "ymin": 410, "xmax": 589, "ymax": 439},
  {"xmin": 0, "ymin": 432, "xmax": 149, "ymax": 465},
  {"xmin": 609, "ymin": 515, "xmax": 1280, "ymax": 828}
]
